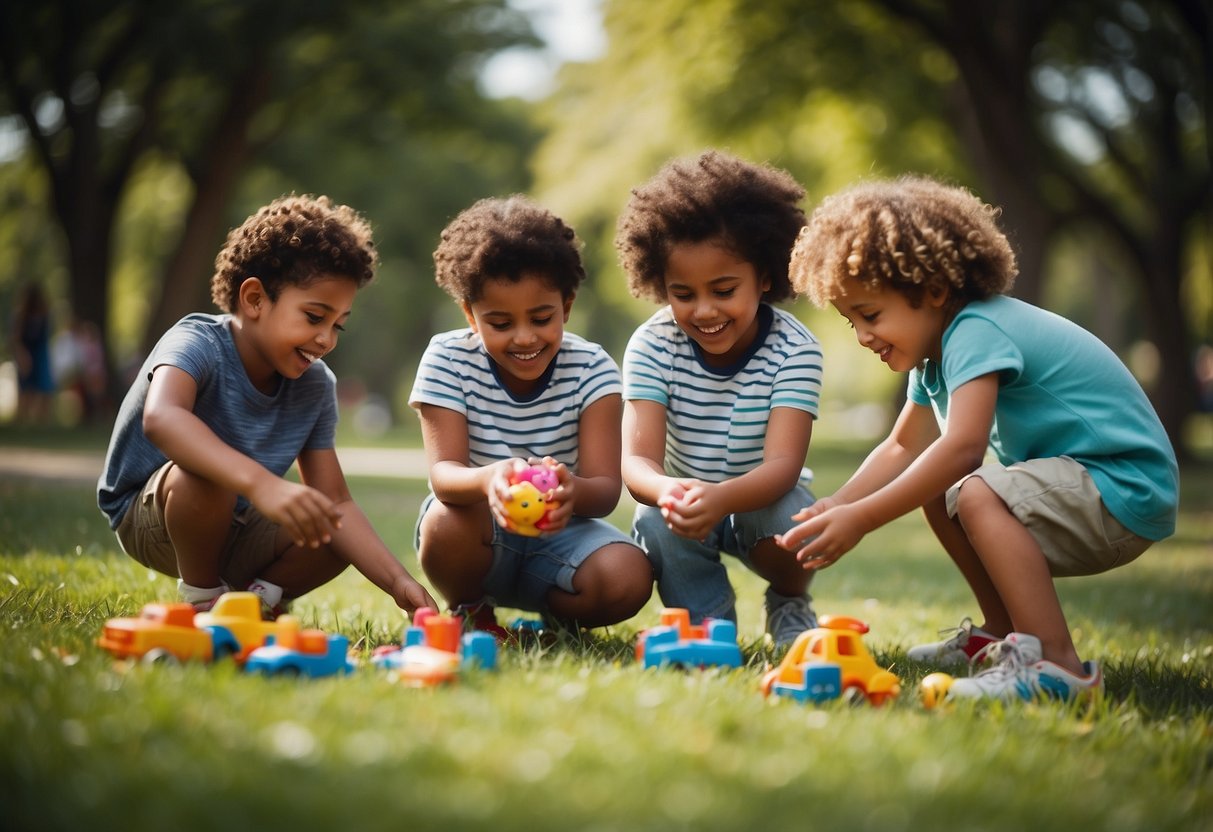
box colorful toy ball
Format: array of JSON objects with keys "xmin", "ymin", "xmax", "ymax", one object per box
[
  {"xmin": 514, "ymin": 465, "xmax": 559, "ymax": 494},
  {"xmin": 920, "ymin": 672, "xmax": 955, "ymax": 709},
  {"xmin": 504, "ymin": 465, "xmax": 559, "ymax": 536}
]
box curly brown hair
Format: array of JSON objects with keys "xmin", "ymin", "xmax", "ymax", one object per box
[
  {"xmin": 210, "ymin": 194, "xmax": 377, "ymax": 313},
  {"xmin": 433, "ymin": 195, "xmax": 585, "ymax": 304},
  {"xmin": 614, "ymin": 150, "xmax": 807, "ymax": 303},
  {"xmin": 790, "ymin": 176, "xmax": 1017, "ymax": 311}
]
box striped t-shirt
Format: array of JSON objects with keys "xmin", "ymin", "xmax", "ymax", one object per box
[
  {"xmin": 622, "ymin": 304, "xmax": 823, "ymax": 482},
  {"xmin": 408, "ymin": 329, "xmax": 622, "ymax": 473}
]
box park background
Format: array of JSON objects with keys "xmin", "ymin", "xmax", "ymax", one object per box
[{"xmin": 0, "ymin": 2, "xmax": 1210, "ymax": 831}]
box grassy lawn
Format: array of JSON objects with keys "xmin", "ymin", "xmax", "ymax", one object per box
[{"xmin": 0, "ymin": 434, "xmax": 1210, "ymax": 831}]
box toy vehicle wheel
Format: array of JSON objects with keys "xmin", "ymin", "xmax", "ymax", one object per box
[
  {"xmin": 275, "ymin": 665, "xmax": 301, "ymax": 678},
  {"xmin": 866, "ymin": 691, "xmax": 895, "ymax": 707},
  {"xmin": 141, "ymin": 648, "xmax": 179, "ymax": 666},
  {"xmin": 842, "ymin": 686, "xmax": 868, "ymax": 707}
]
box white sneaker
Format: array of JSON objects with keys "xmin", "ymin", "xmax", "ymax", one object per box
[
  {"xmin": 906, "ymin": 617, "xmax": 1000, "ymax": 666},
  {"xmin": 948, "ymin": 633, "xmax": 1103, "ymax": 703}
]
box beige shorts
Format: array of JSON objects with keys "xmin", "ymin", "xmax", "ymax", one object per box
[
  {"xmin": 946, "ymin": 456, "xmax": 1152, "ymax": 578},
  {"xmin": 115, "ymin": 461, "xmax": 281, "ymax": 589}
]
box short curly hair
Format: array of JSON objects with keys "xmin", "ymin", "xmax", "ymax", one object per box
[
  {"xmin": 211, "ymin": 194, "xmax": 377, "ymax": 314},
  {"xmin": 790, "ymin": 176, "xmax": 1017, "ymax": 311},
  {"xmin": 433, "ymin": 195, "xmax": 585, "ymax": 304},
  {"xmin": 614, "ymin": 150, "xmax": 807, "ymax": 303}
]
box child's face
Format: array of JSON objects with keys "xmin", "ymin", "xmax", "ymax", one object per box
[
  {"xmin": 663, "ymin": 240, "xmax": 770, "ymax": 368},
  {"xmin": 462, "ymin": 273, "xmax": 572, "ymax": 397},
  {"xmin": 237, "ymin": 274, "xmax": 358, "ymax": 393},
  {"xmin": 831, "ymin": 278, "xmax": 948, "ymax": 372}
]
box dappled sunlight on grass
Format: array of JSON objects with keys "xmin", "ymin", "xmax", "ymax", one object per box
[{"xmin": 1, "ymin": 450, "xmax": 1210, "ymax": 831}]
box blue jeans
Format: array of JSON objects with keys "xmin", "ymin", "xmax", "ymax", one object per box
[
  {"xmin": 415, "ymin": 493, "xmax": 635, "ymax": 612},
  {"xmin": 631, "ymin": 484, "xmax": 814, "ymax": 623}
]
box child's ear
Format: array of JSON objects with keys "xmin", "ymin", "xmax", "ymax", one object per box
[
  {"xmin": 562, "ymin": 292, "xmax": 576, "ymax": 322},
  {"xmin": 927, "ymin": 284, "xmax": 949, "ymax": 308},
  {"xmin": 238, "ymin": 278, "xmax": 267, "ymax": 318},
  {"xmin": 461, "ymin": 301, "xmax": 479, "ymax": 332}
]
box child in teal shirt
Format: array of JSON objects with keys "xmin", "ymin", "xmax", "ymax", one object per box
[{"xmin": 780, "ymin": 176, "xmax": 1178, "ymax": 703}]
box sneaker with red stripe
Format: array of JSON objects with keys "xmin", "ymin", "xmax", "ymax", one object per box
[{"xmin": 907, "ymin": 617, "xmax": 1000, "ymax": 666}]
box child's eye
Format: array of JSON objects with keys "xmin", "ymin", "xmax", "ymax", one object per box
[
  {"xmin": 862, "ymin": 312, "xmax": 879, "ymax": 323},
  {"xmin": 334, "ymin": 323, "xmax": 347, "ymax": 333},
  {"xmin": 671, "ymin": 293, "xmax": 693, "ymax": 303},
  {"xmin": 489, "ymin": 322, "xmax": 511, "ymax": 332},
  {"xmin": 532, "ymin": 316, "xmax": 553, "ymax": 327},
  {"xmin": 306, "ymin": 313, "xmax": 323, "ymax": 325},
  {"xmin": 714, "ymin": 288, "xmax": 736, "ymax": 298}
]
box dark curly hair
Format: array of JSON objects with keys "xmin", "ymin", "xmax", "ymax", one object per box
[
  {"xmin": 614, "ymin": 150, "xmax": 807, "ymax": 303},
  {"xmin": 211, "ymin": 194, "xmax": 377, "ymax": 313},
  {"xmin": 790, "ymin": 176, "xmax": 1017, "ymax": 312},
  {"xmin": 433, "ymin": 195, "xmax": 585, "ymax": 303}
]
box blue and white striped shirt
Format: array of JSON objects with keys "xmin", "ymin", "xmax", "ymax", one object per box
[
  {"xmin": 622, "ymin": 304, "xmax": 823, "ymax": 482},
  {"xmin": 408, "ymin": 329, "xmax": 621, "ymax": 473}
]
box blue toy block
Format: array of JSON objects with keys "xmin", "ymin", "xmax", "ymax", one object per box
[{"xmin": 771, "ymin": 662, "xmax": 843, "ymax": 703}]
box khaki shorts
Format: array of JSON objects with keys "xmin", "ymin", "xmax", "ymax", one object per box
[
  {"xmin": 115, "ymin": 461, "xmax": 281, "ymax": 589},
  {"xmin": 946, "ymin": 456, "xmax": 1152, "ymax": 578}
]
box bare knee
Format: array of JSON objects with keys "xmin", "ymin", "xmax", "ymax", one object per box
[
  {"xmin": 567, "ymin": 544, "xmax": 653, "ymax": 621},
  {"xmin": 161, "ymin": 466, "xmax": 236, "ymax": 527},
  {"xmin": 954, "ymin": 477, "xmax": 1010, "ymax": 527},
  {"xmin": 417, "ymin": 500, "xmax": 494, "ymax": 597}
]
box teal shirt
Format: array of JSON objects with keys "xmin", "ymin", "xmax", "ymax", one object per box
[{"xmin": 908, "ymin": 296, "xmax": 1178, "ymax": 540}]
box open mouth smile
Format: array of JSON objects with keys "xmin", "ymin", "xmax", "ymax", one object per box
[{"xmin": 695, "ymin": 321, "xmax": 728, "ymax": 336}]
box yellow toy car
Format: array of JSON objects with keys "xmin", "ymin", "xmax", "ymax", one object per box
[
  {"xmin": 193, "ymin": 592, "xmax": 297, "ymax": 662},
  {"xmin": 760, "ymin": 615, "xmax": 901, "ymax": 706}
]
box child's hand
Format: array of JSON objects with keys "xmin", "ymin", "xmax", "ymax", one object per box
[
  {"xmin": 391, "ymin": 573, "xmax": 438, "ymax": 614},
  {"xmin": 534, "ymin": 457, "xmax": 573, "ymax": 533},
  {"xmin": 488, "ymin": 458, "xmax": 528, "ymax": 531},
  {"xmin": 777, "ymin": 501, "xmax": 869, "ymax": 570},
  {"xmin": 788, "ymin": 495, "xmax": 840, "ymax": 524},
  {"xmin": 658, "ymin": 479, "xmax": 724, "ymax": 541},
  {"xmin": 250, "ymin": 478, "xmax": 343, "ymax": 549}
]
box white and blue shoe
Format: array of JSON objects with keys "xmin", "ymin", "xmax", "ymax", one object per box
[{"xmin": 948, "ymin": 632, "xmax": 1103, "ymax": 703}]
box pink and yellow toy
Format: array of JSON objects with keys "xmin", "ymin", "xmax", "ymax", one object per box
[{"xmin": 503, "ymin": 464, "xmax": 560, "ymax": 536}]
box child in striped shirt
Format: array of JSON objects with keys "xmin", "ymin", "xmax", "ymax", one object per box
[
  {"xmin": 616, "ymin": 151, "xmax": 825, "ymax": 648},
  {"xmin": 409, "ymin": 196, "xmax": 652, "ymax": 640}
]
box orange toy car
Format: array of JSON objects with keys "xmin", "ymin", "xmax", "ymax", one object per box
[{"xmin": 760, "ymin": 615, "xmax": 901, "ymax": 706}]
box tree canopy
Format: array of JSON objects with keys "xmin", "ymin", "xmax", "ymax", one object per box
[{"xmin": 531, "ymin": 0, "xmax": 1209, "ymax": 453}]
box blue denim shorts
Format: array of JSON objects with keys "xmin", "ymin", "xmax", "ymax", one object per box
[
  {"xmin": 631, "ymin": 483, "xmax": 814, "ymax": 621},
  {"xmin": 415, "ymin": 493, "xmax": 635, "ymax": 611}
]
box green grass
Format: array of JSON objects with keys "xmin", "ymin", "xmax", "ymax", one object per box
[{"xmin": 1, "ymin": 440, "xmax": 1210, "ymax": 831}]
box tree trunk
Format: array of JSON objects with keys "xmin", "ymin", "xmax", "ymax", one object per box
[{"xmin": 141, "ymin": 61, "xmax": 272, "ymax": 352}]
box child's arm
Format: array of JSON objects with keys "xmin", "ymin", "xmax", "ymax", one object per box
[
  {"xmin": 417, "ymin": 402, "xmax": 524, "ymax": 532},
  {"xmin": 780, "ymin": 374, "xmax": 998, "ymax": 568},
  {"xmin": 143, "ymin": 366, "xmax": 343, "ymax": 549},
  {"xmin": 295, "ymin": 448, "xmax": 437, "ymax": 612},
  {"xmin": 621, "ymin": 399, "xmax": 676, "ymax": 506}
]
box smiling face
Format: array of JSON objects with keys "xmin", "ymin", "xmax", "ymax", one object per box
[
  {"xmin": 663, "ymin": 240, "xmax": 770, "ymax": 368},
  {"xmin": 234, "ymin": 274, "xmax": 358, "ymax": 394},
  {"xmin": 462, "ymin": 273, "xmax": 572, "ymax": 397},
  {"xmin": 831, "ymin": 278, "xmax": 950, "ymax": 372}
]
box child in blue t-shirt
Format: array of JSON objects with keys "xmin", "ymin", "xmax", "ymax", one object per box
[
  {"xmin": 409, "ymin": 195, "xmax": 652, "ymax": 640},
  {"xmin": 98, "ymin": 195, "xmax": 436, "ymax": 617},
  {"xmin": 779, "ymin": 176, "xmax": 1179, "ymax": 702},
  {"xmin": 616, "ymin": 150, "xmax": 825, "ymax": 648}
]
